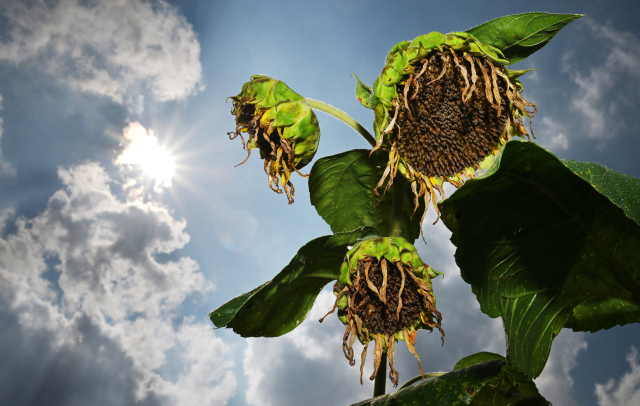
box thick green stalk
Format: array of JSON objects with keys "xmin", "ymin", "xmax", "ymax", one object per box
[
  {"xmin": 389, "ymin": 175, "xmax": 407, "ymax": 238},
  {"xmin": 373, "ymin": 171, "xmax": 408, "ymax": 398},
  {"xmin": 373, "ymin": 352, "xmax": 388, "ymax": 398},
  {"xmin": 305, "ymin": 98, "xmax": 377, "ymax": 147}
]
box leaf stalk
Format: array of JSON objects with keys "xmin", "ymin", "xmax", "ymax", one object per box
[{"xmin": 305, "ymin": 98, "xmax": 377, "ymax": 147}]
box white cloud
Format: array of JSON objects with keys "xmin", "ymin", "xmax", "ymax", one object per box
[
  {"xmin": 595, "ymin": 346, "xmax": 640, "ymax": 406},
  {"xmin": 534, "ymin": 330, "xmax": 587, "ymax": 406},
  {"xmin": 243, "ymin": 290, "xmax": 371, "ymax": 406},
  {"xmin": 0, "ymin": 161, "xmax": 235, "ymax": 405},
  {"xmin": 549, "ymin": 133, "xmax": 570, "ymax": 150},
  {"xmin": 0, "ymin": 0, "xmax": 203, "ymax": 109},
  {"xmin": 564, "ymin": 20, "xmax": 640, "ymax": 140},
  {"xmin": 0, "ymin": 95, "xmax": 16, "ymax": 177},
  {"xmin": 538, "ymin": 116, "xmax": 570, "ymax": 151}
]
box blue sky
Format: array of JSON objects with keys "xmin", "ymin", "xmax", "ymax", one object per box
[{"xmin": 0, "ymin": 1, "xmax": 639, "ymax": 405}]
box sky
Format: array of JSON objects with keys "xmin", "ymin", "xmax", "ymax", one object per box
[{"xmin": 0, "ymin": 1, "xmax": 639, "ymax": 405}]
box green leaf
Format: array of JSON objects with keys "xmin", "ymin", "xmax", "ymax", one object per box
[
  {"xmin": 352, "ymin": 74, "xmax": 373, "ymax": 109},
  {"xmin": 352, "ymin": 360, "xmax": 506, "ymax": 406},
  {"xmin": 309, "ymin": 149, "xmax": 424, "ymax": 242},
  {"xmin": 563, "ymin": 160, "xmax": 640, "ymax": 226},
  {"xmin": 564, "ymin": 296, "xmax": 640, "ymax": 333},
  {"xmin": 209, "ymin": 289, "xmax": 260, "ymax": 328},
  {"xmin": 454, "ymin": 352, "xmax": 547, "ymax": 405},
  {"xmin": 439, "ymin": 140, "xmax": 640, "ymax": 379},
  {"xmin": 454, "ymin": 352, "xmax": 506, "ymax": 370},
  {"xmin": 209, "ymin": 227, "xmax": 377, "ymax": 337},
  {"xmin": 466, "ymin": 12, "xmax": 583, "ymax": 64}
]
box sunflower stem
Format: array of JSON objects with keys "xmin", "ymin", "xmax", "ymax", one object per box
[
  {"xmin": 305, "ymin": 98, "xmax": 377, "ymax": 147},
  {"xmin": 389, "ymin": 175, "xmax": 407, "ymax": 238},
  {"xmin": 372, "ymin": 166, "xmax": 407, "ymax": 398},
  {"xmin": 373, "ymin": 352, "xmax": 387, "ymax": 398}
]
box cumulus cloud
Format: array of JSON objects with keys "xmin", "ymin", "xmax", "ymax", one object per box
[
  {"xmin": 0, "ymin": 162, "xmax": 234, "ymax": 405},
  {"xmin": 0, "ymin": 95, "xmax": 16, "ymax": 177},
  {"xmin": 538, "ymin": 117, "xmax": 570, "ymax": 151},
  {"xmin": 564, "ymin": 20, "xmax": 640, "ymax": 140},
  {"xmin": 0, "ymin": 0, "xmax": 203, "ymax": 109},
  {"xmin": 595, "ymin": 346, "xmax": 640, "ymax": 406},
  {"xmin": 243, "ymin": 291, "xmax": 371, "ymax": 406},
  {"xmin": 534, "ymin": 330, "xmax": 587, "ymax": 406}
]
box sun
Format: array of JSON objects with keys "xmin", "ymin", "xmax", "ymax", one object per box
[{"xmin": 116, "ymin": 122, "xmax": 176, "ymax": 189}]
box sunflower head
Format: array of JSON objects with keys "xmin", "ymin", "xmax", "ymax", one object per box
[
  {"xmin": 320, "ymin": 236, "xmax": 443, "ymax": 386},
  {"xmin": 369, "ymin": 32, "xmax": 536, "ymax": 225},
  {"xmin": 228, "ymin": 75, "xmax": 320, "ymax": 204}
]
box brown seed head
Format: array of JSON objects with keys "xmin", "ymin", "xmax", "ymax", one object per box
[{"xmin": 395, "ymin": 51, "xmax": 508, "ymax": 179}]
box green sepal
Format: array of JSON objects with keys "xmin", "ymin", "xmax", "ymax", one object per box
[
  {"xmin": 406, "ymin": 32, "xmax": 446, "ymax": 60},
  {"xmin": 478, "ymin": 153, "xmax": 495, "ymax": 170},
  {"xmin": 380, "ymin": 50, "xmax": 409, "ymax": 85},
  {"xmin": 230, "ymin": 75, "xmax": 305, "ymax": 111},
  {"xmin": 445, "ymin": 32, "xmax": 508, "ymax": 64},
  {"xmin": 504, "ymin": 68, "xmax": 537, "ymax": 82},
  {"xmin": 336, "ymin": 294, "xmax": 348, "ymax": 310},
  {"xmin": 385, "ymin": 41, "xmax": 410, "ymax": 63},
  {"xmin": 338, "ymin": 236, "xmax": 436, "ymax": 287},
  {"xmin": 352, "ymin": 74, "xmax": 374, "ymax": 109}
]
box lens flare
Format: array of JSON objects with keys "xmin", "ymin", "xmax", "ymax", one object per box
[{"xmin": 116, "ymin": 122, "xmax": 176, "ymax": 190}]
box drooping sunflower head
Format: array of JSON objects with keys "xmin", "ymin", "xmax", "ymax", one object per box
[
  {"xmin": 320, "ymin": 236, "xmax": 443, "ymax": 386},
  {"xmin": 228, "ymin": 75, "xmax": 320, "ymax": 204},
  {"xmin": 369, "ymin": 32, "xmax": 536, "ymax": 224}
]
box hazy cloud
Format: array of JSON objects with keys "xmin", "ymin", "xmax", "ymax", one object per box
[
  {"xmin": 0, "ymin": 95, "xmax": 16, "ymax": 177},
  {"xmin": 243, "ymin": 291, "xmax": 371, "ymax": 406},
  {"xmin": 564, "ymin": 20, "xmax": 640, "ymax": 140},
  {"xmin": 595, "ymin": 346, "xmax": 640, "ymax": 406},
  {"xmin": 0, "ymin": 162, "xmax": 234, "ymax": 405},
  {"xmin": 0, "ymin": 0, "xmax": 203, "ymax": 109},
  {"xmin": 538, "ymin": 117, "xmax": 570, "ymax": 151},
  {"xmin": 534, "ymin": 331, "xmax": 587, "ymax": 406}
]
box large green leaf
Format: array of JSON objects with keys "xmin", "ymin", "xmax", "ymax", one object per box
[
  {"xmin": 352, "ymin": 360, "xmax": 505, "ymax": 406},
  {"xmin": 439, "ymin": 140, "xmax": 640, "ymax": 379},
  {"xmin": 563, "ymin": 160, "xmax": 640, "ymax": 225},
  {"xmin": 466, "ymin": 12, "xmax": 583, "ymax": 64},
  {"xmin": 309, "ymin": 149, "xmax": 424, "ymax": 242},
  {"xmin": 454, "ymin": 352, "xmax": 548, "ymax": 405},
  {"xmin": 209, "ymin": 227, "xmax": 379, "ymax": 337}
]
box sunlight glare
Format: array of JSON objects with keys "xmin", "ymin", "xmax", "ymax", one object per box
[{"xmin": 116, "ymin": 122, "xmax": 176, "ymax": 190}]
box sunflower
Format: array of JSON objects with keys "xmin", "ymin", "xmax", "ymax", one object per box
[
  {"xmin": 320, "ymin": 236, "xmax": 443, "ymax": 386},
  {"xmin": 369, "ymin": 32, "xmax": 536, "ymax": 226},
  {"xmin": 228, "ymin": 75, "xmax": 320, "ymax": 204}
]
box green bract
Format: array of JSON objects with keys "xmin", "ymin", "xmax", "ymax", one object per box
[
  {"xmin": 229, "ymin": 75, "xmax": 320, "ymax": 204},
  {"xmin": 366, "ymin": 32, "xmax": 536, "ymax": 227},
  {"xmin": 320, "ymin": 236, "xmax": 443, "ymax": 386}
]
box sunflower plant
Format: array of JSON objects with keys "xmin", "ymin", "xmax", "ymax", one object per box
[{"xmin": 212, "ymin": 12, "xmax": 640, "ymax": 406}]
